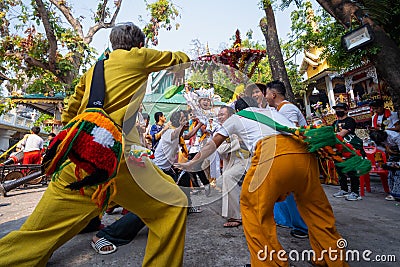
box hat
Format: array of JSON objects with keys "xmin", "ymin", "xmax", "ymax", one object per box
[
  {"xmin": 332, "ymin": 102, "xmax": 348, "ymax": 110},
  {"xmin": 196, "ymin": 87, "xmax": 214, "ymax": 100},
  {"xmin": 369, "ymin": 99, "xmax": 384, "ymax": 107}
]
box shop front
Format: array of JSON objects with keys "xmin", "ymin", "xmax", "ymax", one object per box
[{"xmin": 301, "ymin": 56, "xmax": 394, "ymax": 129}]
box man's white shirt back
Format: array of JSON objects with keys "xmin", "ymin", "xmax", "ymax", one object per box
[
  {"xmin": 153, "ymin": 129, "xmax": 180, "ymax": 170},
  {"xmin": 21, "ymin": 134, "xmax": 44, "ymax": 152},
  {"xmin": 278, "ymin": 101, "xmax": 307, "ymax": 127},
  {"xmin": 217, "ymin": 107, "xmax": 295, "ymax": 153}
]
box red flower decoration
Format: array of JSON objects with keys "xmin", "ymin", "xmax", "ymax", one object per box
[
  {"xmin": 335, "ymin": 144, "xmax": 343, "ymax": 152},
  {"xmin": 342, "ymin": 152, "xmax": 352, "ymax": 158},
  {"xmin": 336, "ymin": 135, "xmax": 344, "ymax": 142}
]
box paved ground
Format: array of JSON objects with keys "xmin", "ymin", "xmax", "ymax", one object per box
[{"xmin": 1, "ymin": 176, "xmax": 399, "ymax": 267}]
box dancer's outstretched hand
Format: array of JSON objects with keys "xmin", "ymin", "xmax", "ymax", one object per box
[{"xmin": 174, "ymin": 161, "xmax": 202, "ymax": 173}]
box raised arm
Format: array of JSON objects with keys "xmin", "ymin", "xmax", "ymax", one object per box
[
  {"xmin": 175, "ymin": 133, "xmax": 227, "ymax": 172},
  {"xmin": 138, "ymin": 48, "xmax": 190, "ymax": 73},
  {"xmin": 182, "ymin": 120, "xmax": 203, "ymax": 140},
  {"xmin": 170, "ymin": 116, "xmax": 188, "ymax": 141}
]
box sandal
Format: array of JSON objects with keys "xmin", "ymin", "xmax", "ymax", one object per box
[
  {"xmin": 385, "ymin": 195, "xmax": 396, "ymax": 201},
  {"xmin": 91, "ymin": 237, "xmax": 117, "ymax": 255},
  {"xmin": 188, "ymin": 206, "xmax": 203, "ymax": 214},
  {"xmin": 223, "ymin": 218, "xmax": 242, "ymax": 228}
]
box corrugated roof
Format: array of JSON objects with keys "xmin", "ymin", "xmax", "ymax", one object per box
[
  {"xmin": 143, "ymin": 93, "xmax": 186, "ymax": 104},
  {"xmin": 9, "ymin": 93, "xmax": 65, "ymax": 115},
  {"xmin": 11, "ymin": 93, "xmax": 65, "ymax": 99}
]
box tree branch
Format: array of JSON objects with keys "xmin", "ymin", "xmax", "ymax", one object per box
[
  {"xmin": 48, "ymin": 0, "xmax": 84, "ymax": 38},
  {"xmin": 24, "ymin": 55, "xmax": 50, "ymax": 71},
  {"xmin": 315, "ymin": 0, "xmax": 400, "ymax": 114},
  {"xmin": 315, "ymin": 0, "xmax": 360, "ymax": 30},
  {"xmin": 84, "ymin": 0, "xmax": 122, "ymax": 44},
  {"xmin": 35, "ymin": 0, "xmax": 57, "ymax": 72},
  {"xmin": 284, "ymin": 50, "xmax": 299, "ymax": 62},
  {"xmin": 100, "ymin": 0, "xmax": 107, "ymax": 22}
]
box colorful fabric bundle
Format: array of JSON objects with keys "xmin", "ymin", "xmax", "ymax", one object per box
[
  {"xmin": 237, "ymin": 110, "xmax": 371, "ymax": 176},
  {"xmin": 43, "ymin": 108, "xmax": 122, "ymax": 185},
  {"xmin": 42, "ymin": 60, "xmax": 122, "ymax": 212}
]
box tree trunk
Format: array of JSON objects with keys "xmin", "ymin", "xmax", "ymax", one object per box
[
  {"xmin": 260, "ymin": 4, "xmax": 296, "ymax": 102},
  {"xmin": 316, "ymin": 0, "xmax": 400, "ymax": 111}
]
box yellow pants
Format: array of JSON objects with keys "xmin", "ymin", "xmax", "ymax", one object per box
[
  {"xmin": 241, "ymin": 136, "xmax": 348, "ymax": 267},
  {"xmin": 0, "ymin": 157, "xmax": 188, "ymax": 267}
]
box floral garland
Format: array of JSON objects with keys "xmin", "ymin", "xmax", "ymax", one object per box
[{"xmin": 195, "ymin": 30, "xmax": 266, "ymax": 82}]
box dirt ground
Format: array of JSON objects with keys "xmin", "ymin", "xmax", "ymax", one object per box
[{"xmin": 1, "ymin": 177, "xmax": 399, "ymax": 267}]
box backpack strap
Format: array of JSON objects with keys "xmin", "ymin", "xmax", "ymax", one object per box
[{"xmin": 86, "ymin": 60, "xmax": 106, "ymax": 108}]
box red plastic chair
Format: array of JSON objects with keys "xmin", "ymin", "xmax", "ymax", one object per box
[{"xmin": 359, "ymin": 146, "xmax": 390, "ymax": 196}]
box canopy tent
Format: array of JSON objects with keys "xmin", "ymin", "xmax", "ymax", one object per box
[{"xmin": 142, "ymin": 92, "xmax": 225, "ymax": 124}]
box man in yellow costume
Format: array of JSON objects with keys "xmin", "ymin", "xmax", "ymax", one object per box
[
  {"xmin": 0, "ymin": 23, "xmax": 190, "ymax": 267},
  {"xmin": 176, "ymin": 97, "xmax": 348, "ymax": 267}
]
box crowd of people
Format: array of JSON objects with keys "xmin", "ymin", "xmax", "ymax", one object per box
[{"xmin": 0, "ymin": 21, "xmax": 397, "ymax": 267}]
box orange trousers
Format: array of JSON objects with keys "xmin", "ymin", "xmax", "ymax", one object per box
[{"xmin": 240, "ymin": 136, "xmax": 348, "ymax": 267}]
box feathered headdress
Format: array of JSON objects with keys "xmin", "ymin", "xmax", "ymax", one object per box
[{"xmin": 195, "ymin": 87, "xmax": 214, "ymax": 100}]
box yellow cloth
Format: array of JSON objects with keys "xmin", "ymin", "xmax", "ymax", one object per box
[
  {"xmin": 62, "ymin": 47, "xmax": 189, "ymax": 126},
  {"xmin": 241, "ymin": 135, "xmax": 348, "ymax": 267},
  {"xmin": 0, "ymin": 47, "xmax": 190, "ymax": 267}
]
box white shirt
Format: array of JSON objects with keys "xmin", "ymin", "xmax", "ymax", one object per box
[
  {"xmin": 217, "ymin": 107, "xmax": 295, "ymax": 153},
  {"xmin": 278, "ymin": 101, "xmax": 307, "ymax": 126},
  {"xmin": 152, "ymin": 129, "xmax": 180, "ymax": 169},
  {"xmin": 21, "ymin": 134, "xmax": 44, "ymax": 152}
]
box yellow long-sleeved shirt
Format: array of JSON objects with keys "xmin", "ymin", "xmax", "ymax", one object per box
[{"xmin": 62, "ymin": 47, "xmax": 190, "ymax": 127}]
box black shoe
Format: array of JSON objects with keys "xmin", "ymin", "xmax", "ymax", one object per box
[
  {"xmin": 243, "ymin": 264, "xmax": 251, "ymax": 267},
  {"xmin": 290, "ymin": 229, "xmax": 308, "ymax": 239}
]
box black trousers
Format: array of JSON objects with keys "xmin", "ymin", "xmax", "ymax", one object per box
[
  {"xmin": 162, "ymin": 168, "xmax": 192, "ymax": 207},
  {"xmin": 336, "ymin": 167, "xmax": 360, "ymax": 195},
  {"xmin": 188, "ymin": 153, "xmax": 209, "ymax": 186}
]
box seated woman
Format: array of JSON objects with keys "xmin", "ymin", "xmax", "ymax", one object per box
[{"xmin": 370, "ymin": 130, "xmax": 400, "ymax": 200}]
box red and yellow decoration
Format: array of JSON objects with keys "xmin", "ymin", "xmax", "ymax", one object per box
[
  {"xmin": 128, "ymin": 145, "xmax": 154, "ymax": 167},
  {"xmin": 194, "ymin": 30, "xmax": 266, "ymax": 83}
]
